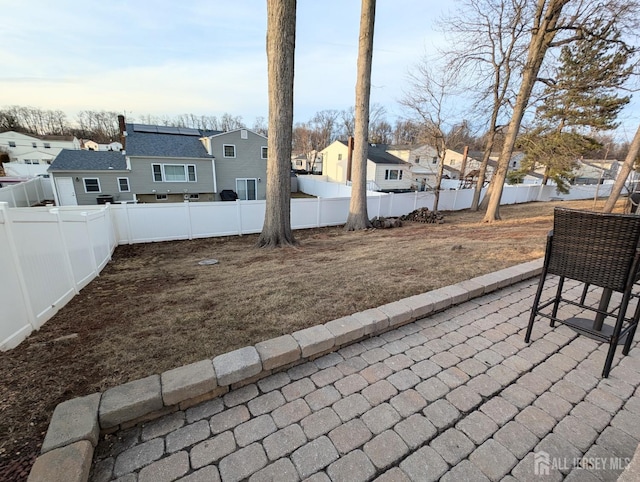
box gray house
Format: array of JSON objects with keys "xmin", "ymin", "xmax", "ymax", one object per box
[
  {"xmin": 200, "ymin": 129, "xmax": 268, "ymax": 200},
  {"xmin": 49, "ymin": 122, "xmax": 270, "ymax": 205},
  {"xmin": 48, "ymin": 150, "xmax": 134, "ymax": 205},
  {"xmin": 125, "ymin": 124, "xmax": 268, "ymax": 202}
]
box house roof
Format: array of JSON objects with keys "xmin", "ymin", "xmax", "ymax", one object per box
[
  {"xmin": 336, "ymin": 140, "xmax": 408, "ymax": 165},
  {"xmin": 124, "ymin": 123, "xmax": 219, "ymax": 158},
  {"xmin": 48, "ymin": 150, "xmax": 127, "ymax": 171}
]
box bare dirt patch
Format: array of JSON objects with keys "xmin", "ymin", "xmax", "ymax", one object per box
[{"xmin": 0, "ymin": 198, "xmax": 622, "ymax": 479}]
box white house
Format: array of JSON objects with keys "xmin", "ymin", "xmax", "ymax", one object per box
[
  {"xmin": 320, "ymin": 140, "xmax": 412, "ymax": 191},
  {"xmin": 0, "ymin": 131, "xmax": 80, "ymax": 176},
  {"xmin": 82, "ymin": 140, "xmax": 123, "ymax": 151}
]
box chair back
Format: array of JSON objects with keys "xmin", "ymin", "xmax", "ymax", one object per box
[{"xmin": 548, "ymin": 207, "xmax": 640, "ymax": 291}]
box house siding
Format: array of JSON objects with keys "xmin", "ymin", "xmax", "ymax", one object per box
[
  {"xmin": 210, "ymin": 130, "xmax": 268, "ymax": 200},
  {"xmin": 374, "ymin": 164, "xmax": 413, "ymax": 190},
  {"xmin": 127, "ymin": 156, "xmax": 216, "ymax": 200},
  {"xmin": 52, "ymin": 171, "xmax": 135, "ymax": 205}
]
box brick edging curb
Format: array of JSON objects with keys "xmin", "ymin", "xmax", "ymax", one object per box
[{"xmin": 26, "ymin": 259, "xmax": 544, "ymax": 482}]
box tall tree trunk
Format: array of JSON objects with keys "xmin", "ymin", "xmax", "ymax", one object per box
[
  {"xmin": 471, "ymin": 133, "xmax": 496, "ymax": 211},
  {"xmin": 258, "ymin": 0, "xmax": 297, "ymax": 247},
  {"xmin": 602, "ymin": 124, "xmax": 640, "ymax": 213},
  {"xmin": 482, "ymin": 0, "xmax": 569, "ymax": 222},
  {"xmin": 345, "ymin": 0, "xmax": 376, "ymax": 231}
]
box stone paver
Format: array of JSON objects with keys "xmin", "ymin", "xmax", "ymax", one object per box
[
  {"xmin": 89, "ymin": 276, "xmax": 640, "ymax": 482},
  {"xmin": 291, "ymin": 436, "xmax": 339, "ymax": 479}
]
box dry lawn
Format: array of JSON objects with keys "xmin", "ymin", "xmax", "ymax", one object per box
[{"xmin": 0, "ymin": 198, "xmax": 623, "ymax": 478}]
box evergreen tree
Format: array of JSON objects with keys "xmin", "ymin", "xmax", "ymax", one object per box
[{"xmin": 521, "ymin": 23, "xmax": 633, "ymax": 187}]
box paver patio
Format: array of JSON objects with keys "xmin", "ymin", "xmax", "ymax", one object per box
[{"xmin": 88, "ymin": 277, "xmax": 640, "ymax": 481}]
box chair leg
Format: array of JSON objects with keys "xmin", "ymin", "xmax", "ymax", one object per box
[
  {"xmin": 580, "ymin": 283, "xmax": 590, "ymax": 305},
  {"xmin": 525, "ymin": 270, "xmax": 549, "ymax": 343},
  {"xmin": 603, "ymin": 291, "xmax": 632, "ymax": 378},
  {"xmin": 623, "ymin": 296, "xmax": 640, "ymax": 356},
  {"xmin": 550, "ymin": 277, "xmax": 565, "ymax": 328}
]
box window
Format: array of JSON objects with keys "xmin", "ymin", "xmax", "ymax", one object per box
[
  {"xmin": 32, "ymin": 142, "xmax": 37, "ymax": 148},
  {"xmin": 151, "ymin": 163, "xmax": 197, "ymax": 182},
  {"xmin": 241, "ymin": 129, "xmax": 248, "ymax": 139},
  {"xmin": 512, "ymin": 161, "xmax": 517, "ymax": 167},
  {"xmin": 153, "ymin": 164, "xmax": 162, "ymax": 181},
  {"xmin": 223, "ymin": 145, "xmax": 236, "ymax": 158},
  {"xmin": 414, "ymin": 157, "xmax": 420, "ymax": 163},
  {"xmin": 188, "ymin": 194, "xmax": 199, "ymax": 200},
  {"xmin": 338, "ymin": 153, "xmax": 343, "ymax": 160},
  {"xmin": 296, "ymin": 160, "xmax": 303, "ymax": 167},
  {"xmin": 432, "ymin": 157, "xmax": 438, "ymax": 164},
  {"xmin": 118, "ymin": 177, "xmax": 130, "ymax": 192},
  {"xmin": 261, "ymin": 146, "xmax": 268, "ymax": 159},
  {"xmin": 8, "ymin": 141, "xmax": 16, "ymax": 147},
  {"xmin": 156, "ymin": 194, "xmax": 168, "ymax": 200},
  {"xmin": 236, "ymin": 178, "xmax": 257, "ymax": 200},
  {"xmin": 44, "ymin": 143, "xmax": 51, "ymax": 149},
  {"xmin": 32, "ymin": 160, "xmax": 40, "ymax": 164},
  {"xmin": 83, "ymin": 178, "xmax": 101, "ymax": 193},
  {"xmin": 24, "ymin": 160, "xmax": 32, "ymax": 164},
  {"xmin": 384, "ymin": 169, "xmax": 403, "ymax": 181}
]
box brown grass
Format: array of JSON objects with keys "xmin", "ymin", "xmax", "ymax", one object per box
[{"xmin": 0, "ymin": 198, "xmax": 623, "ymax": 476}]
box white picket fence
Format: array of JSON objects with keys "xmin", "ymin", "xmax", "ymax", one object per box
[
  {"xmin": 0, "ymin": 178, "xmax": 615, "ymax": 350},
  {"xmin": 0, "ymin": 177, "xmax": 55, "ymax": 207}
]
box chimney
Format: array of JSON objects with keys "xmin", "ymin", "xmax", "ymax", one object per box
[
  {"xmin": 346, "ymin": 136, "xmax": 354, "ymax": 182},
  {"xmin": 118, "ymin": 115, "xmax": 126, "ymax": 150}
]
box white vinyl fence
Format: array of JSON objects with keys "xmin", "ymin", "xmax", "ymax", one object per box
[
  {"xmin": 0, "ymin": 179, "xmax": 616, "ymax": 350},
  {"xmin": 0, "ymin": 203, "xmax": 116, "ymax": 350},
  {"xmin": 0, "ymin": 177, "xmax": 54, "ymax": 207}
]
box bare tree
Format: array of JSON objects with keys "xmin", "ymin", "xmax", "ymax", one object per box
[
  {"xmin": 482, "ymin": 0, "xmax": 639, "ymax": 222},
  {"xmin": 345, "ymin": 0, "xmax": 376, "ymax": 231},
  {"xmin": 252, "ymin": 116, "xmax": 269, "ymax": 136},
  {"xmin": 401, "ymin": 64, "xmax": 467, "ymax": 212},
  {"xmin": 257, "ymin": 0, "xmax": 297, "ymax": 247},
  {"xmin": 437, "ymin": 0, "xmax": 529, "ymax": 211}
]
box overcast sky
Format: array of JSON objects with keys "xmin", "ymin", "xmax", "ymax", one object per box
[
  {"xmin": 2, "ymin": 0, "xmax": 639, "ymax": 142},
  {"xmin": 1, "ymin": 1, "xmax": 446, "ymax": 124}
]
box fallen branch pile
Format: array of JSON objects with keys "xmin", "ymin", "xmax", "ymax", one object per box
[
  {"xmin": 370, "ymin": 216, "xmax": 403, "ymax": 229},
  {"xmin": 401, "ymin": 207, "xmax": 445, "ymax": 224}
]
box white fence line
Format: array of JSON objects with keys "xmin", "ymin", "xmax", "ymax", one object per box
[
  {"xmin": 0, "ymin": 177, "xmax": 54, "ymax": 207},
  {"xmin": 0, "ymin": 203, "xmax": 116, "ymax": 350},
  {"xmin": 0, "ymin": 179, "xmax": 616, "ymax": 350}
]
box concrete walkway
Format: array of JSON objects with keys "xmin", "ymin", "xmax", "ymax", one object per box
[{"xmin": 89, "ymin": 278, "xmax": 640, "ymax": 482}]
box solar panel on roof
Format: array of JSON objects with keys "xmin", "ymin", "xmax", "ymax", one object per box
[
  {"xmin": 177, "ymin": 127, "xmax": 202, "ymax": 136},
  {"xmin": 132, "ymin": 124, "xmax": 159, "ymax": 133},
  {"xmin": 156, "ymin": 126, "xmax": 181, "ymax": 134}
]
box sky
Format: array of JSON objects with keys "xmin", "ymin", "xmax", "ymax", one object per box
[
  {"xmin": 2, "ymin": 0, "xmax": 639, "ymax": 143},
  {"xmin": 0, "ymin": 0, "xmax": 447, "ymax": 127}
]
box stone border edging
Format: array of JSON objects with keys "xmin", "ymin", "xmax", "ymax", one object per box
[{"xmin": 26, "ymin": 259, "xmax": 544, "ymax": 482}]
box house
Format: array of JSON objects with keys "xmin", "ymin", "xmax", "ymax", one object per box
[
  {"xmin": 0, "ymin": 131, "xmax": 80, "ymax": 170},
  {"xmin": 124, "ymin": 123, "xmax": 268, "ymax": 202},
  {"xmin": 573, "ymin": 159, "xmax": 621, "ymax": 184},
  {"xmin": 48, "ymin": 150, "xmax": 133, "ymax": 205},
  {"xmin": 291, "ymin": 150, "xmax": 322, "ymax": 174},
  {"xmin": 123, "ymin": 123, "xmax": 219, "ymax": 203},
  {"xmin": 320, "ymin": 140, "xmax": 412, "ymax": 191},
  {"xmin": 198, "ymin": 128, "xmax": 268, "ymax": 200},
  {"xmin": 387, "ymin": 144, "xmax": 462, "ymax": 190},
  {"xmin": 82, "ymin": 140, "xmax": 123, "ymax": 151},
  {"xmin": 48, "ymin": 120, "xmax": 269, "ymax": 205}
]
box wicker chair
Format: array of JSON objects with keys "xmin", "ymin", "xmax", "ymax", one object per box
[{"xmin": 525, "ymin": 207, "xmax": 640, "ymax": 377}]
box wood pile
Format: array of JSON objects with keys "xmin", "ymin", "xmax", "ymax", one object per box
[
  {"xmin": 370, "ymin": 216, "xmax": 403, "ymax": 229},
  {"xmin": 401, "ymin": 208, "xmax": 445, "ymax": 224}
]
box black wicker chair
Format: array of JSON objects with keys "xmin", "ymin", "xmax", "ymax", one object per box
[{"xmin": 525, "ymin": 207, "xmax": 640, "ymax": 377}]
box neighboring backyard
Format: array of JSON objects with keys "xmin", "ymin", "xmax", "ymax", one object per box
[{"xmin": 0, "ymin": 198, "xmax": 624, "ymax": 478}]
